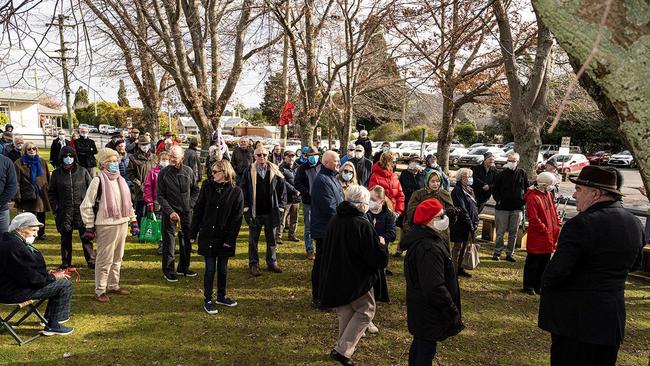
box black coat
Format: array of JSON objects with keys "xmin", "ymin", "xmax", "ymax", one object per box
[
  {"xmin": 191, "ymin": 181, "xmax": 244, "ymax": 257},
  {"xmin": 0, "ymin": 232, "xmax": 56, "ymax": 303},
  {"xmin": 402, "ymin": 225, "xmax": 463, "ymax": 342},
  {"xmin": 471, "ymin": 163, "xmax": 497, "ymax": 203},
  {"xmin": 239, "ymin": 164, "xmax": 287, "ymax": 226},
  {"xmin": 279, "ymin": 162, "xmax": 300, "ymax": 204},
  {"xmin": 231, "ymin": 146, "xmax": 253, "ymax": 177},
  {"xmin": 294, "ymin": 162, "xmax": 321, "ymax": 204},
  {"xmin": 449, "ymin": 185, "xmax": 479, "ymax": 243},
  {"xmin": 319, "ymin": 201, "xmax": 389, "ymax": 308},
  {"xmin": 367, "ymin": 205, "xmax": 396, "ymax": 303},
  {"xmin": 538, "ymin": 200, "xmax": 644, "ymax": 346},
  {"xmin": 74, "ymin": 136, "xmax": 98, "ymax": 168},
  {"xmin": 157, "ymin": 165, "xmax": 199, "ymax": 216},
  {"xmin": 48, "ymin": 146, "xmax": 92, "ymax": 232},
  {"xmin": 493, "ymin": 168, "xmax": 528, "ymax": 211},
  {"xmin": 49, "ymin": 138, "xmax": 70, "ymax": 167},
  {"xmin": 399, "ymin": 169, "xmax": 424, "ymax": 226},
  {"xmin": 354, "ymin": 136, "xmax": 373, "ymax": 160},
  {"xmin": 351, "ymin": 157, "xmax": 373, "ymax": 187}
]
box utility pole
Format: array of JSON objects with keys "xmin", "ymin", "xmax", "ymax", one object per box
[
  {"xmin": 47, "ymin": 14, "xmax": 75, "ymax": 134},
  {"xmin": 280, "ymin": 0, "xmax": 290, "ymax": 148}
]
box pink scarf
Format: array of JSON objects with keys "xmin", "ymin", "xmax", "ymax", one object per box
[{"xmin": 98, "ymin": 170, "xmax": 132, "ymax": 219}]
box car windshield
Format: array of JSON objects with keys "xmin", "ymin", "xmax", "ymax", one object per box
[
  {"xmin": 550, "ymin": 155, "xmax": 572, "ymax": 163},
  {"xmin": 468, "ymin": 147, "xmax": 489, "ymax": 155},
  {"xmin": 616, "ymin": 150, "xmax": 631, "ymax": 156}
]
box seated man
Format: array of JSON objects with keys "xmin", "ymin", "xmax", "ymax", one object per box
[{"xmin": 0, "ymin": 213, "xmax": 74, "ymax": 336}]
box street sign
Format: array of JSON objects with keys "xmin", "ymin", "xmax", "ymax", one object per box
[{"xmin": 559, "ymin": 136, "xmax": 570, "ymax": 155}]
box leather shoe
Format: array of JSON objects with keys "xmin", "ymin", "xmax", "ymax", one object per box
[
  {"xmin": 95, "ymin": 293, "xmax": 110, "ymax": 303},
  {"xmin": 288, "ymin": 235, "xmax": 300, "ymax": 242},
  {"xmin": 330, "ymin": 349, "xmax": 354, "ymax": 366},
  {"xmin": 250, "ymin": 265, "xmax": 262, "ymax": 277},
  {"xmin": 268, "ymin": 264, "xmax": 283, "ymax": 273},
  {"xmin": 108, "ymin": 288, "xmax": 130, "ymax": 295},
  {"xmin": 306, "ymin": 252, "xmax": 315, "ymax": 260}
]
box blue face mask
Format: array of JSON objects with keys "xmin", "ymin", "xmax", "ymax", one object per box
[
  {"xmin": 308, "ymin": 155, "xmax": 319, "ymax": 165},
  {"xmin": 382, "ymin": 146, "xmax": 390, "ymax": 153},
  {"xmin": 63, "ymin": 156, "xmax": 74, "ymax": 165},
  {"xmin": 108, "ymin": 162, "xmax": 120, "ymax": 173},
  {"xmin": 467, "ymin": 178, "xmax": 474, "ymax": 186},
  {"xmin": 341, "ymin": 172, "xmax": 353, "ymax": 181}
]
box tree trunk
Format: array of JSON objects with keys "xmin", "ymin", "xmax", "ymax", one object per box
[
  {"xmin": 436, "ymin": 86, "xmax": 456, "ymax": 173},
  {"xmin": 510, "ymin": 108, "xmax": 543, "ymax": 175}
]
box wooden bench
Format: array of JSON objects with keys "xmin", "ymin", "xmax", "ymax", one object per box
[
  {"xmin": 643, "ymin": 245, "xmax": 650, "ymax": 273},
  {"xmin": 479, "ymin": 214, "xmax": 496, "ymax": 241}
]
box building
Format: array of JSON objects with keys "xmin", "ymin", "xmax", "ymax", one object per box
[
  {"xmin": 233, "ymin": 125, "xmax": 281, "ymax": 139},
  {"xmin": 0, "ymin": 89, "xmax": 65, "ymax": 134},
  {"xmin": 219, "ymin": 116, "xmax": 248, "ymax": 133},
  {"xmin": 178, "ymin": 116, "xmax": 200, "ymax": 135}
]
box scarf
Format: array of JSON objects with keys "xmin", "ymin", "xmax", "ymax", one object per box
[
  {"xmin": 21, "ymin": 154, "xmax": 42, "ymax": 196},
  {"xmin": 98, "ymin": 169, "xmax": 133, "ymax": 219}
]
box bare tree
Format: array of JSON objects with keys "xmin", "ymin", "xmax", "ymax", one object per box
[
  {"xmin": 493, "ymin": 0, "xmax": 553, "ymax": 175},
  {"xmin": 391, "ymin": 0, "xmax": 535, "ymax": 171}
]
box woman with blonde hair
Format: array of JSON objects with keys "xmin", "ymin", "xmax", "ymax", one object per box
[
  {"xmin": 191, "ymin": 159, "xmax": 244, "ymax": 314},
  {"xmin": 338, "ymin": 161, "xmax": 358, "ymax": 195},
  {"xmin": 14, "ymin": 142, "xmax": 51, "ymax": 239},
  {"xmin": 81, "ymin": 148, "xmax": 138, "ymax": 303}
]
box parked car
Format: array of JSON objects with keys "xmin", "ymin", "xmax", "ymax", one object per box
[
  {"xmin": 99, "ymin": 124, "xmax": 111, "ymax": 134},
  {"xmin": 540, "ymin": 144, "xmax": 559, "ymax": 159},
  {"xmin": 547, "ymin": 153, "xmax": 590, "ymax": 178},
  {"xmin": 607, "ymin": 150, "xmax": 636, "ymax": 168},
  {"xmin": 88, "ymin": 126, "xmax": 98, "ymax": 133},
  {"xmin": 457, "ymin": 146, "xmax": 504, "ymax": 168},
  {"xmin": 449, "ymin": 147, "xmax": 469, "ymax": 167},
  {"xmin": 503, "ymin": 142, "xmax": 515, "ymax": 150},
  {"xmin": 495, "ymin": 150, "xmax": 544, "ymax": 170},
  {"xmin": 395, "ymin": 141, "xmax": 424, "ymax": 160},
  {"xmin": 586, "ymin": 151, "xmax": 610, "ymax": 166},
  {"xmin": 469, "ymin": 143, "xmax": 484, "ymax": 149}
]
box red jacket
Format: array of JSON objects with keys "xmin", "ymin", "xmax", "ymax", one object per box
[
  {"xmin": 368, "ymin": 163, "xmax": 405, "ymax": 215},
  {"xmin": 524, "ymin": 187, "xmax": 560, "ymax": 254}
]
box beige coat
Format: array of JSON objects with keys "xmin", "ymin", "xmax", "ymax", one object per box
[{"xmin": 80, "ymin": 176, "xmax": 136, "ymax": 228}]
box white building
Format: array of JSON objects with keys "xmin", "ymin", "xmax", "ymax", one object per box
[
  {"xmin": 178, "ymin": 116, "xmax": 200, "ymax": 135},
  {"xmin": 0, "ymin": 89, "xmax": 64, "ymax": 134}
]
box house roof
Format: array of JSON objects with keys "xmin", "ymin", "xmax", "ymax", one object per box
[
  {"xmin": 38, "ymin": 104, "xmax": 64, "ymax": 115},
  {"xmin": 0, "ymin": 89, "xmax": 47, "ymax": 102},
  {"xmin": 178, "ymin": 116, "xmax": 198, "ymax": 128},
  {"xmin": 219, "ymin": 116, "xmax": 248, "ymax": 128}
]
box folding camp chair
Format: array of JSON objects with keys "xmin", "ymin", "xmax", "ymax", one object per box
[{"xmin": 0, "ymin": 299, "xmax": 47, "ymax": 345}]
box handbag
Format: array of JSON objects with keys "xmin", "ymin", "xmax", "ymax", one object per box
[
  {"xmin": 139, "ymin": 212, "xmax": 162, "ymax": 243},
  {"xmin": 462, "ymin": 237, "xmax": 481, "ymax": 270}
]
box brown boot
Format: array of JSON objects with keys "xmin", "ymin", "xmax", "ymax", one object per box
[
  {"xmin": 108, "ymin": 288, "xmax": 130, "ymax": 295},
  {"xmin": 268, "ymin": 264, "xmax": 283, "ymax": 273},
  {"xmin": 95, "ymin": 293, "xmax": 110, "ymax": 303},
  {"xmin": 250, "ymin": 265, "xmax": 262, "ymax": 277},
  {"xmin": 307, "ymin": 252, "xmax": 315, "ymax": 260}
]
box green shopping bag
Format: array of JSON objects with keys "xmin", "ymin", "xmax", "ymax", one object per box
[{"xmin": 139, "ymin": 212, "xmax": 162, "ymax": 243}]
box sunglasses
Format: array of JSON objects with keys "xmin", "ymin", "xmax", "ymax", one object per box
[
  {"xmin": 26, "ymin": 147, "xmax": 37, "ymax": 151},
  {"xmin": 212, "ymin": 169, "xmax": 224, "ymax": 174},
  {"xmin": 256, "ymin": 153, "xmax": 268, "ymax": 157}
]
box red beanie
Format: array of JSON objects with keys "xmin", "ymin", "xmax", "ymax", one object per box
[{"xmin": 413, "ymin": 198, "xmax": 444, "ymax": 225}]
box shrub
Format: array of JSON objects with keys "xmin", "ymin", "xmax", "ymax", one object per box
[
  {"xmin": 454, "ymin": 121, "xmax": 477, "ymax": 146},
  {"xmin": 399, "ymin": 125, "xmax": 438, "ymax": 142},
  {"xmin": 369, "ymin": 122, "xmax": 401, "ymax": 142}
]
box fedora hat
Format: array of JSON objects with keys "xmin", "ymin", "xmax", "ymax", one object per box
[{"xmin": 568, "ymin": 166, "xmax": 623, "ymax": 196}]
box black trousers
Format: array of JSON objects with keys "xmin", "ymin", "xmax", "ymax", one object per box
[
  {"xmin": 476, "ymin": 199, "xmax": 489, "ymax": 215},
  {"xmin": 134, "ymin": 200, "xmax": 146, "ymax": 225},
  {"xmin": 60, "ymin": 229, "xmax": 95, "ymax": 267},
  {"xmin": 311, "ymin": 238, "xmax": 323, "ymax": 302},
  {"xmin": 408, "ymin": 338, "xmax": 437, "ymax": 366},
  {"xmin": 161, "ymin": 212, "xmax": 192, "ymax": 276},
  {"xmin": 551, "ymin": 334, "xmax": 620, "ymax": 366},
  {"xmin": 523, "ymin": 253, "xmax": 551, "ymax": 292},
  {"xmin": 204, "ymin": 256, "xmax": 229, "ymax": 302}
]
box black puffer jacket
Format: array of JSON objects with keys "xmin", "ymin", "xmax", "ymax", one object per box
[
  {"xmin": 402, "ymin": 225, "xmax": 464, "ymax": 342},
  {"xmin": 48, "ymin": 146, "xmax": 92, "ymax": 232},
  {"xmin": 191, "ymin": 181, "xmax": 244, "ymax": 257},
  {"xmin": 74, "ymin": 136, "xmax": 97, "ymax": 168},
  {"xmin": 279, "ymin": 161, "xmax": 300, "ymax": 204}
]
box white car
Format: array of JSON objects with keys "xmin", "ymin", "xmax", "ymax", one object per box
[
  {"xmin": 457, "ymin": 146, "xmax": 504, "ymax": 167},
  {"xmin": 495, "ymin": 150, "xmax": 544, "ymax": 170},
  {"xmin": 607, "ymin": 150, "xmax": 636, "ymax": 168},
  {"xmin": 99, "ymin": 124, "xmax": 111, "ymax": 134},
  {"xmin": 449, "ymin": 148, "xmax": 470, "ymax": 167},
  {"xmin": 395, "ymin": 141, "xmax": 424, "ymax": 160}
]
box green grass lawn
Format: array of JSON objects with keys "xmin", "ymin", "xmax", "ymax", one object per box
[{"xmin": 1, "ymin": 150, "xmax": 649, "ymax": 365}]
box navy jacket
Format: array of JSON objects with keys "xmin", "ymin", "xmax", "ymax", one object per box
[
  {"xmin": 0, "ymin": 232, "xmax": 56, "ymax": 303},
  {"xmin": 294, "ymin": 162, "xmax": 321, "ymax": 204},
  {"xmin": 367, "ymin": 205, "xmax": 397, "ymax": 244},
  {"xmin": 0, "ymin": 154, "xmax": 17, "ymax": 211},
  {"xmin": 309, "ymin": 167, "xmax": 344, "ymax": 240},
  {"xmin": 449, "ymin": 185, "xmax": 479, "ymax": 243}
]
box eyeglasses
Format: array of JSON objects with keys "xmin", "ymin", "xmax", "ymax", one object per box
[
  {"xmin": 256, "ymin": 153, "xmax": 268, "ymax": 157},
  {"xmin": 212, "ymin": 169, "xmax": 224, "ymax": 174},
  {"xmin": 26, "ymin": 147, "xmax": 37, "ymax": 151}
]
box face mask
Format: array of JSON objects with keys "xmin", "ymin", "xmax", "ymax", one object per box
[
  {"xmin": 15, "ymin": 144, "xmax": 23, "ymax": 150},
  {"xmin": 63, "ymin": 156, "xmax": 74, "ymax": 165},
  {"xmin": 341, "ymin": 172, "xmax": 353, "ymax": 181},
  {"xmin": 107, "ymin": 162, "xmax": 120, "ymax": 173},
  {"xmin": 429, "ymin": 162, "xmax": 438, "ymax": 168},
  {"xmin": 355, "ymin": 200, "xmax": 370, "ymax": 213},
  {"xmin": 159, "ymin": 160, "xmax": 170, "ymax": 168},
  {"xmin": 382, "ymin": 146, "xmax": 390, "ymax": 153},
  {"xmin": 80, "ymin": 133, "xmax": 88, "ymax": 138},
  {"xmin": 308, "ymin": 155, "xmax": 319, "ymax": 165},
  {"xmin": 369, "ymin": 200, "xmax": 382, "ymax": 214},
  {"xmin": 59, "ymin": 135, "xmax": 66, "ymax": 140},
  {"xmin": 505, "ymin": 161, "xmax": 517, "ymax": 170},
  {"xmin": 428, "ymin": 215, "xmax": 449, "ymax": 232},
  {"xmin": 408, "ymin": 162, "xmax": 419, "ymax": 170},
  {"xmin": 467, "ymin": 178, "xmax": 474, "ymax": 186},
  {"xmin": 354, "ymin": 151, "xmax": 364, "ymax": 159},
  {"xmin": 25, "ymin": 236, "xmax": 36, "ymax": 244},
  {"xmin": 140, "ymin": 145, "xmax": 150, "ymax": 153}
]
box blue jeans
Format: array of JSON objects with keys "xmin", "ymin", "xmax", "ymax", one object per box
[
  {"xmin": 303, "ymin": 203, "xmax": 314, "ymax": 254},
  {"xmin": 204, "ymin": 256, "xmax": 229, "ymax": 302},
  {"xmin": 0, "ymin": 209, "xmax": 10, "ymax": 236}
]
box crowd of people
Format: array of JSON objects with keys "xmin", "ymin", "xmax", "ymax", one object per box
[{"xmin": 0, "ymin": 124, "xmax": 645, "ymax": 366}]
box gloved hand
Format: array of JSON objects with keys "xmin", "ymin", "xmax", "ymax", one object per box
[
  {"xmin": 81, "ymin": 228, "xmax": 96, "ymax": 241},
  {"xmin": 146, "ymin": 203, "xmax": 154, "ymax": 212},
  {"xmin": 130, "ymin": 221, "xmax": 140, "ymax": 237}
]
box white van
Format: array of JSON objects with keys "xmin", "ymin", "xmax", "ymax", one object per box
[{"xmin": 99, "ymin": 124, "xmax": 111, "ymax": 134}]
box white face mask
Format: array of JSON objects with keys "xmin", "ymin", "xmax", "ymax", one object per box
[
  {"xmin": 354, "ymin": 151, "xmax": 364, "ymax": 159},
  {"xmin": 467, "ymin": 178, "xmax": 474, "ymax": 186},
  {"xmin": 159, "ymin": 160, "xmax": 170, "ymax": 168},
  {"xmin": 505, "ymin": 161, "xmax": 518, "ymax": 170},
  {"xmin": 25, "ymin": 236, "xmax": 36, "ymax": 244},
  {"xmin": 80, "ymin": 133, "xmax": 88, "ymax": 138},
  {"xmin": 408, "ymin": 162, "xmax": 419, "ymax": 170},
  {"xmin": 428, "ymin": 215, "xmax": 449, "ymax": 232},
  {"xmin": 140, "ymin": 145, "xmax": 150, "ymax": 153},
  {"xmin": 369, "ymin": 200, "xmax": 382, "ymax": 214}
]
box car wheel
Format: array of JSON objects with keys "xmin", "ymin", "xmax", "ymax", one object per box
[{"xmin": 630, "ymin": 160, "xmax": 637, "ymax": 168}]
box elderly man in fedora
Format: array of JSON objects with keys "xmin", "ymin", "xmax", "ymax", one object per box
[{"xmin": 538, "ymin": 166, "xmax": 644, "ymax": 366}]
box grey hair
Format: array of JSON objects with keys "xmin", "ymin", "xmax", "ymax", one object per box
[
  {"xmin": 456, "ymin": 168, "xmax": 473, "ymax": 181},
  {"xmin": 345, "ymin": 185, "xmax": 370, "ymax": 206},
  {"xmin": 170, "ymin": 145, "xmax": 184, "ymax": 156},
  {"xmin": 12, "ymin": 134, "xmax": 24, "ymax": 142},
  {"xmin": 359, "ymin": 130, "xmax": 368, "ymax": 137},
  {"xmin": 506, "ymin": 151, "xmax": 520, "ymax": 161}
]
